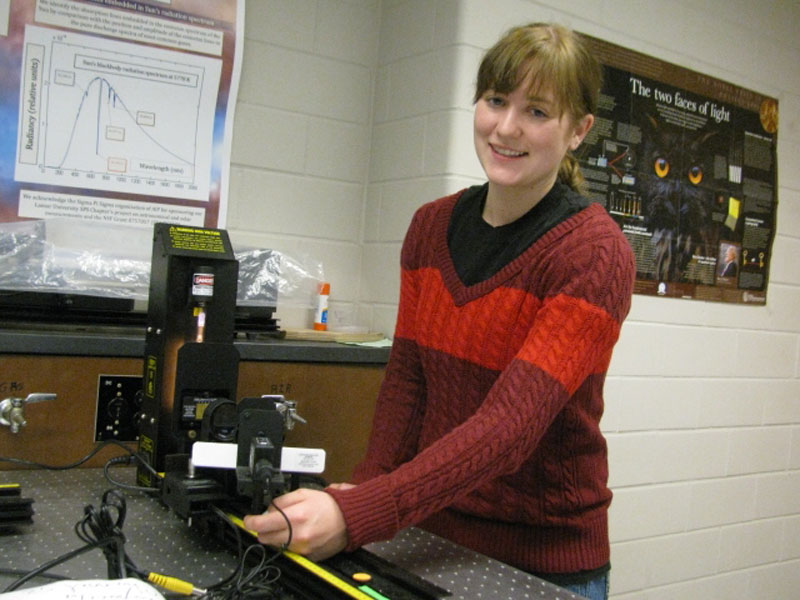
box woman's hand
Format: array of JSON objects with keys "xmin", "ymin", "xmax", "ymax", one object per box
[
  {"xmin": 243, "ymin": 488, "xmax": 348, "ymax": 561},
  {"xmin": 326, "ymin": 482, "xmax": 356, "ymax": 491}
]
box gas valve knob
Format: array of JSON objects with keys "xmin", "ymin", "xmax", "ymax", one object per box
[{"xmin": 0, "ymin": 393, "xmax": 57, "ymax": 433}]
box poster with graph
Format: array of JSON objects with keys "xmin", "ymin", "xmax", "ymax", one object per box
[
  {"xmin": 17, "ymin": 24, "xmax": 218, "ymax": 203},
  {"xmin": 1, "ymin": 0, "xmax": 242, "ymax": 229}
]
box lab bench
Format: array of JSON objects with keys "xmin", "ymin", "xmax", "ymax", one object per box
[
  {"xmin": 0, "ymin": 468, "xmax": 584, "ymax": 600},
  {"xmin": 1, "ymin": 328, "xmax": 585, "ymax": 600}
]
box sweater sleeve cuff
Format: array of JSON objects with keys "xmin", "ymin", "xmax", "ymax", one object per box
[
  {"xmin": 350, "ymin": 460, "xmax": 387, "ymax": 484},
  {"xmin": 327, "ymin": 477, "xmax": 399, "ymax": 552}
]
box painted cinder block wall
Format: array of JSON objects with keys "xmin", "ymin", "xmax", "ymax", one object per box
[{"xmin": 227, "ymin": 1, "xmax": 800, "ymax": 597}]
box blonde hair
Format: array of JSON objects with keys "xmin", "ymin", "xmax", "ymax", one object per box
[{"xmin": 474, "ymin": 23, "xmax": 603, "ymax": 192}]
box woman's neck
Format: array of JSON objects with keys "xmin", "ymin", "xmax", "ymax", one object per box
[{"xmin": 483, "ymin": 179, "xmax": 556, "ymax": 227}]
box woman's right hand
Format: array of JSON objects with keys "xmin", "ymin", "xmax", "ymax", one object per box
[{"xmin": 326, "ymin": 482, "xmax": 356, "ymax": 491}]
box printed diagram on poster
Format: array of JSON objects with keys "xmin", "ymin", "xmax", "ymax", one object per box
[
  {"xmin": 16, "ymin": 25, "xmax": 219, "ymax": 204},
  {"xmin": 0, "ymin": 0, "xmax": 243, "ymax": 229},
  {"xmin": 579, "ymin": 34, "xmax": 778, "ymax": 305}
]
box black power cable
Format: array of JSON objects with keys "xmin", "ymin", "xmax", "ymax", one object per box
[
  {"xmin": 0, "ymin": 439, "xmax": 148, "ymax": 471},
  {"xmin": 198, "ymin": 502, "xmax": 291, "ymax": 599},
  {"xmin": 0, "ymin": 439, "xmax": 160, "ymax": 493},
  {"xmin": 2, "ymin": 442, "xmax": 301, "ymax": 596},
  {"xmin": 74, "ymin": 489, "xmax": 143, "ymax": 580},
  {"xmin": 3, "ymin": 483, "xmax": 296, "ymax": 597},
  {"xmin": 3, "ymin": 489, "xmax": 138, "ymax": 593}
]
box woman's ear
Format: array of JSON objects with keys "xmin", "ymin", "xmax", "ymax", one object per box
[{"xmin": 570, "ymin": 113, "xmax": 595, "ymax": 150}]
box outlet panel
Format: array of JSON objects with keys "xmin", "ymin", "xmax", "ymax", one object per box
[{"xmin": 95, "ymin": 375, "xmax": 143, "ymax": 442}]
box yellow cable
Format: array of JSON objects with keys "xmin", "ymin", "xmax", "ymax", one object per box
[{"xmin": 147, "ymin": 572, "xmax": 205, "ymax": 596}]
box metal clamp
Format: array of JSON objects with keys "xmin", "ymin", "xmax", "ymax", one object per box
[
  {"xmin": 273, "ymin": 397, "xmax": 307, "ymax": 430},
  {"xmin": 0, "ymin": 393, "xmax": 57, "ymax": 433}
]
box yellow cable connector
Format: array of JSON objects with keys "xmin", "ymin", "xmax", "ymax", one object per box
[{"xmin": 147, "ymin": 572, "xmax": 206, "ymax": 597}]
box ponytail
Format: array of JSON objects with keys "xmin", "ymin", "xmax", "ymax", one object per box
[{"xmin": 558, "ymin": 153, "xmax": 586, "ymax": 194}]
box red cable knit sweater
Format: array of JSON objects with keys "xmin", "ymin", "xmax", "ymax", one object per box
[{"xmin": 328, "ymin": 187, "xmax": 635, "ymax": 575}]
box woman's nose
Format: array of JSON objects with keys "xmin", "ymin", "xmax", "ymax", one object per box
[{"xmin": 495, "ymin": 107, "xmax": 521, "ymax": 137}]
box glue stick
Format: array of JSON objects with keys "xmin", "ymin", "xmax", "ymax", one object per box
[{"xmin": 313, "ymin": 282, "xmax": 330, "ymax": 331}]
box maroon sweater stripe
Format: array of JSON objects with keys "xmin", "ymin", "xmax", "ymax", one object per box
[{"xmin": 329, "ymin": 188, "xmax": 635, "ymax": 575}]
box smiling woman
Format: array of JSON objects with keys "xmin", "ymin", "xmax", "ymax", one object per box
[
  {"xmin": 244, "ymin": 23, "xmax": 635, "ymax": 600},
  {"xmin": 473, "ymin": 77, "xmax": 594, "ymax": 225},
  {"xmin": 472, "ymin": 22, "xmax": 603, "ymax": 225}
]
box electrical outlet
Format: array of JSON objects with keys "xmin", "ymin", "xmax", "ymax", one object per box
[{"xmin": 95, "ymin": 375, "xmax": 143, "ymax": 442}]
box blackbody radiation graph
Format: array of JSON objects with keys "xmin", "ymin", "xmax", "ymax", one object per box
[
  {"xmin": 16, "ymin": 26, "xmax": 221, "ymax": 202},
  {"xmin": 46, "ymin": 65, "xmax": 197, "ymax": 181}
]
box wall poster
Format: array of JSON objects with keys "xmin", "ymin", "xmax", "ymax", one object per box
[
  {"xmin": 0, "ymin": 0, "xmax": 243, "ymax": 230},
  {"xmin": 579, "ymin": 34, "xmax": 778, "ymax": 305}
]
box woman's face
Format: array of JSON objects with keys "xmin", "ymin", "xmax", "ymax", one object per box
[{"xmin": 473, "ymin": 73, "xmax": 592, "ymax": 196}]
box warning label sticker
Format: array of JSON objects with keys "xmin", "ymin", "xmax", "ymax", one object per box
[{"xmin": 168, "ymin": 226, "xmax": 226, "ymax": 253}]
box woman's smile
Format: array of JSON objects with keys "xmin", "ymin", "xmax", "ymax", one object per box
[{"xmin": 490, "ymin": 144, "xmax": 528, "ymax": 158}]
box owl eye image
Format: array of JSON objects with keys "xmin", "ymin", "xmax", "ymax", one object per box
[
  {"xmin": 654, "ymin": 157, "xmax": 670, "ymax": 178},
  {"xmin": 688, "ymin": 165, "xmax": 703, "ymax": 185}
]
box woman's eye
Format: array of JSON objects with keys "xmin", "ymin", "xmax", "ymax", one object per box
[{"xmin": 530, "ymin": 108, "xmax": 547, "ymax": 118}]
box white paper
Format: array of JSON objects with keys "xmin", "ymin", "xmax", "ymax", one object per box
[
  {"xmin": 1, "ymin": 578, "xmax": 164, "ymax": 599},
  {"xmin": 191, "ymin": 440, "xmax": 238, "ymax": 469}
]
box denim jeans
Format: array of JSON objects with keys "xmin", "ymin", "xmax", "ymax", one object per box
[{"xmin": 562, "ymin": 571, "xmax": 609, "ymax": 600}]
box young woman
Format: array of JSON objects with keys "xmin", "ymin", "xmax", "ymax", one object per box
[{"xmin": 244, "ymin": 23, "xmax": 635, "ymax": 600}]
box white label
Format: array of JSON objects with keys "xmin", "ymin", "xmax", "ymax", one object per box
[{"xmin": 280, "ymin": 447, "xmax": 326, "ymax": 474}]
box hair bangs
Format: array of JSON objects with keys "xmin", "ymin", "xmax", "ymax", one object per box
[{"xmin": 474, "ymin": 23, "xmax": 601, "ymax": 120}]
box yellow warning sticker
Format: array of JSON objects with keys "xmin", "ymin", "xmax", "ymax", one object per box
[
  {"xmin": 145, "ymin": 356, "xmax": 157, "ymax": 399},
  {"xmin": 168, "ymin": 226, "xmax": 226, "ymax": 253}
]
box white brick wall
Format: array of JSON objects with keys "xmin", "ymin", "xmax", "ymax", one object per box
[
  {"xmin": 230, "ymin": 1, "xmax": 800, "ymax": 597},
  {"xmin": 228, "ymin": 0, "xmax": 380, "ymax": 326}
]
